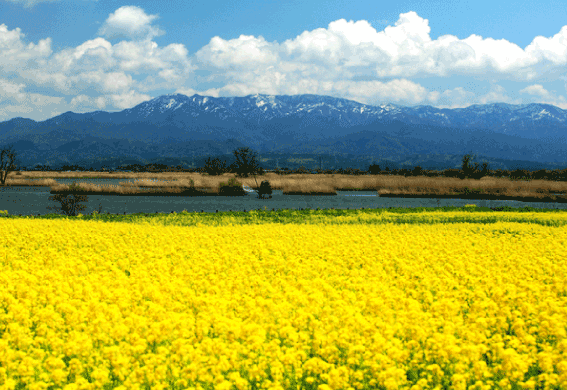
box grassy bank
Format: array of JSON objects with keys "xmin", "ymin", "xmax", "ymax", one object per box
[
  {"xmin": 1, "ymin": 204, "xmax": 566, "ymax": 226},
  {"xmin": 3, "ymin": 171, "xmax": 567, "ymax": 201}
]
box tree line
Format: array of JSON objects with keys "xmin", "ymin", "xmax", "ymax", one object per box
[{"xmin": 3, "ymin": 144, "xmax": 567, "ymax": 183}]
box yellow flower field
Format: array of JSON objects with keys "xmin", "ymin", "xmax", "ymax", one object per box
[{"xmin": 0, "ymin": 211, "xmax": 566, "ymax": 390}]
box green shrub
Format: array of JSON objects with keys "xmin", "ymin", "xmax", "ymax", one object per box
[
  {"xmin": 258, "ymin": 180, "xmax": 273, "ymax": 199},
  {"xmin": 204, "ymin": 157, "xmax": 228, "ymax": 176},
  {"xmin": 219, "ymin": 177, "xmax": 246, "ymax": 196},
  {"xmin": 46, "ymin": 182, "xmax": 89, "ymax": 216},
  {"xmin": 461, "ymin": 187, "xmax": 484, "ymax": 195}
]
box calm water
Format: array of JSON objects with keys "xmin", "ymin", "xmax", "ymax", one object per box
[{"xmin": 1, "ymin": 178, "xmax": 566, "ymax": 216}]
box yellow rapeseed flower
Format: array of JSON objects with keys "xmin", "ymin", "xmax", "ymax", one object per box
[{"xmin": 0, "ymin": 211, "xmax": 566, "ymax": 389}]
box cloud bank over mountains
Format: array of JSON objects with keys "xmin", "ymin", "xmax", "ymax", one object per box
[{"xmin": 3, "ymin": 7, "xmax": 567, "ymax": 121}]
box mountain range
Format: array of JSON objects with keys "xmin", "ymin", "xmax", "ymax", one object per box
[{"xmin": 1, "ymin": 93, "xmax": 567, "ymax": 171}]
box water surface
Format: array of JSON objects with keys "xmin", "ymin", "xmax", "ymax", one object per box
[{"xmin": 1, "ymin": 178, "xmax": 565, "ymax": 216}]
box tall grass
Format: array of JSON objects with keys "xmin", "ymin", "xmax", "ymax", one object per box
[{"xmin": 4, "ymin": 171, "xmax": 567, "ymax": 198}]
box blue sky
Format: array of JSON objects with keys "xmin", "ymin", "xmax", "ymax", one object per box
[{"xmin": 3, "ymin": 0, "xmax": 567, "ymax": 121}]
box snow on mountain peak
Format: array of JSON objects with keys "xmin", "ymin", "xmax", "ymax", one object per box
[{"xmin": 115, "ymin": 93, "xmax": 567, "ymax": 132}]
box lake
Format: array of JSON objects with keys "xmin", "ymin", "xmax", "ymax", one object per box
[{"xmin": 1, "ymin": 177, "xmax": 566, "ymax": 215}]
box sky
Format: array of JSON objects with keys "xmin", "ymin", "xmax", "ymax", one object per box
[{"xmin": 3, "ymin": 0, "xmax": 567, "ymax": 122}]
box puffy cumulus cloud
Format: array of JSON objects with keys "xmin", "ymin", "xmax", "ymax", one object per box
[
  {"xmin": 519, "ymin": 84, "xmax": 552, "ymax": 98},
  {"xmin": 98, "ymin": 6, "xmax": 164, "ymax": 41},
  {"xmin": 525, "ymin": 26, "xmax": 567, "ymax": 65},
  {"xmin": 477, "ymin": 84, "xmax": 518, "ymax": 105},
  {"xmin": 109, "ymin": 90, "xmax": 151, "ymax": 109},
  {"xmin": 519, "ymin": 84, "xmax": 567, "ymax": 108},
  {"xmin": 426, "ymin": 87, "xmax": 477, "ymax": 108},
  {"xmin": 179, "ymin": 73, "xmax": 429, "ymax": 106},
  {"xmin": 330, "ymin": 79, "xmax": 429, "ymax": 105},
  {"xmin": 101, "ymin": 72, "xmax": 133, "ymax": 92},
  {"xmin": 69, "ymin": 94, "xmax": 108, "ymax": 112},
  {"xmin": 0, "ymin": 13, "xmax": 193, "ymax": 119},
  {"xmin": 113, "ymin": 40, "xmax": 192, "ymax": 74},
  {"xmin": 194, "ymin": 11, "xmax": 567, "ymax": 89},
  {"xmin": 0, "ymin": 79, "xmax": 27, "ymax": 105},
  {"xmin": 17, "ymin": 68, "xmax": 134, "ymax": 95},
  {"xmin": 175, "ymin": 87, "xmax": 221, "ymax": 97},
  {"xmin": 0, "ymin": 24, "xmax": 52, "ymax": 72},
  {"xmin": 52, "ymin": 38, "xmax": 115, "ymax": 73},
  {"xmin": 183, "ymin": 11, "xmax": 567, "ymax": 110},
  {"xmin": 0, "ymin": 78, "xmax": 65, "ymax": 121},
  {"xmin": 195, "ymin": 35, "xmax": 279, "ymax": 69},
  {"xmin": 3, "ymin": 0, "xmax": 58, "ymax": 8},
  {"xmin": 446, "ymin": 35, "xmax": 534, "ymax": 76}
]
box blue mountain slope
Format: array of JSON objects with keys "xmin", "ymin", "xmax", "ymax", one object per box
[{"xmin": 1, "ymin": 93, "xmax": 567, "ymax": 168}]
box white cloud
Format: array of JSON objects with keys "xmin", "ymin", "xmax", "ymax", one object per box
[
  {"xmin": 69, "ymin": 94, "xmax": 109, "ymax": 112},
  {"xmin": 519, "ymin": 84, "xmax": 567, "ymax": 108},
  {"xmin": 0, "ymin": 24, "xmax": 52, "ymax": 72},
  {"xmin": 102, "ymin": 72, "xmax": 133, "ymax": 92},
  {"xmin": 53, "ymin": 38, "xmax": 115, "ymax": 72},
  {"xmin": 426, "ymin": 87, "xmax": 477, "ymax": 108},
  {"xmin": 0, "ymin": 9, "xmax": 194, "ymax": 120},
  {"xmin": 0, "ymin": 79, "xmax": 27, "ymax": 105},
  {"xmin": 98, "ymin": 6, "xmax": 164, "ymax": 41},
  {"xmin": 113, "ymin": 40, "xmax": 192, "ymax": 74},
  {"xmin": 0, "ymin": 13, "xmax": 193, "ymax": 117},
  {"xmin": 95, "ymin": 96, "xmax": 107, "ymax": 109},
  {"xmin": 178, "ymin": 75, "xmax": 430, "ymax": 107},
  {"xmin": 0, "ymin": 78, "xmax": 65, "ymax": 121},
  {"xmin": 110, "ymin": 90, "xmax": 151, "ymax": 109},
  {"xmin": 193, "ymin": 10, "xmax": 567, "ymax": 91},
  {"xmin": 519, "ymin": 84, "xmax": 551, "ymax": 98},
  {"xmin": 195, "ymin": 35, "xmax": 279, "ymax": 69},
  {"xmin": 525, "ymin": 26, "xmax": 567, "ymax": 65},
  {"xmin": 331, "ymin": 79, "xmax": 429, "ymax": 105},
  {"xmin": 477, "ymin": 84, "xmax": 517, "ymax": 105}
]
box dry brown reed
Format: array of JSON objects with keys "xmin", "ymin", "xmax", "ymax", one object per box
[{"xmin": 4, "ymin": 171, "xmax": 567, "ymax": 199}]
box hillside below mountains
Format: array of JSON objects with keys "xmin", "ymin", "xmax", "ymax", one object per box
[{"xmin": 1, "ymin": 93, "xmax": 567, "ymax": 171}]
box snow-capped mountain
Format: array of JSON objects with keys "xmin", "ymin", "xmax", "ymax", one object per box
[
  {"xmin": 110, "ymin": 93, "xmax": 404, "ymax": 128},
  {"xmin": 2, "ymin": 93, "xmax": 567, "ymax": 169},
  {"xmin": 27, "ymin": 92, "xmax": 567, "ymax": 139},
  {"xmin": 100, "ymin": 93, "xmax": 567, "ymax": 140}
]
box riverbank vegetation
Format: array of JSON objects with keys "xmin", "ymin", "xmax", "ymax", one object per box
[
  {"xmin": 2, "ymin": 170, "xmax": 567, "ymax": 201},
  {"xmin": 2, "ymin": 149, "xmax": 567, "ymax": 205},
  {"xmin": 1, "ymin": 204, "xmax": 566, "ymax": 223}
]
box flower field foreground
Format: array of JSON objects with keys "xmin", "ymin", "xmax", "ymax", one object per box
[{"xmin": 1, "ymin": 212, "xmax": 567, "ymax": 390}]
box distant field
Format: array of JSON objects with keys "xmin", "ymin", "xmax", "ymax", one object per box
[{"xmin": 0, "ymin": 208, "xmax": 567, "ymax": 389}]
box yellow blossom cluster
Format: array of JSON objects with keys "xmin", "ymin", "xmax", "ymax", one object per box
[{"xmin": 0, "ymin": 212, "xmax": 566, "ymax": 390}]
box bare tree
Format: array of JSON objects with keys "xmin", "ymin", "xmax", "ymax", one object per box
[
  {"xmin": 462, "ymin": 153, "xmax": 490, "ymax": 180},
  {"xmin": 204, "ymin": 157, "xmax": 228, "ymax": 176},
  {"xmin": 0, "ymin": 145, "xmax": 19, "ymax": 186},
  {"xmin": 232, "ymin": 147, "xmax": 264, "ymax": 188}
]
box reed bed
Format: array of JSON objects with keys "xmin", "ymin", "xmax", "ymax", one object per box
[
  {"xmin": 4, "ymin": 171, "xmax": 567, "ymax": 199},
  {"xmin": 0, "ymin": 177, "xmax": 60, "ymax": 187}
]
